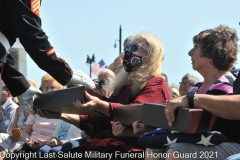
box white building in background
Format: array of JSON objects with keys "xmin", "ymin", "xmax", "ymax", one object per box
[{"xmin": 9, "ymin": 38, "xmax": 27, "ymax": 77}]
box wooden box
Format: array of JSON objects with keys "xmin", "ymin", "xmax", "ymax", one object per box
[
  {"xmin": 113, "ymin": 104, "xmax": 144, "ymax": 126},
  {"xmin": 142, "ymin": 103, "xmax": 206, "ymax": 133},
  {"xmin": 33, "ymin": 86, "xmax": 85, "ymax": 114},
  {"xmin": 113, "ymin": 103, "xmax": 208, "ymax": 133}
]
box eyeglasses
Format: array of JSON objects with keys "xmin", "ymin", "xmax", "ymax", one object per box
[
  {"xmin": 124, "ymin": 44, "xmax": 148, "ymax": 53},
  {"xmin": 179, "ymin": 82, "xmax": 193, "ymax": 87}
]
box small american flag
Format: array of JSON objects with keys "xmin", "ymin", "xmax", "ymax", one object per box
[{"xmin": 91, "ymin": 59, "xmax": 106, "ymax": 75}]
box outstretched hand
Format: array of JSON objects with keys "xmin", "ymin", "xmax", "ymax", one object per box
[
  {"xmin": 165, "ymin": 96, "xmax": 189, "ymax": 126},
  {"xmin": 17, "ymin": 86, "xmax": 42, "ymax": 114},
  {"xmin": 36, "ymin": 108, "xmax": 62, "ymax": 119},
  {"xmin": 132, "ymin": 121, "xmax": 155, "ymax": 136},
  {"xmin": 111, "ymin": 121, "xmax": 128, "ymax": 137},
  {"xmin": 48, "ymin": 138, "xmax": 57, "ymax": 147},
  {"xmin": 70, "ymin": 70, "xmax": 96, "ymax": 89},
  {"xmin": 73, "ymin": 91, "xmax": 106, "ymax": 116}
]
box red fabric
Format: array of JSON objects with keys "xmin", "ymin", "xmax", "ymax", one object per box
[
  {"xmin": 109, "ymin": 76, "xmax": 172, "ymax": 117},
  {"xmin": 85, "ymin": 138, "xmax": 125, "ymax": 149},
  {"xmin": 79, "ymin": 76, "xmax": 172, "ymax": 151}
]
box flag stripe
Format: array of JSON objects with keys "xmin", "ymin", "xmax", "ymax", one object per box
[{"xmin": 91, "ymin": 60, "xmax": 106, "ymax": 75}]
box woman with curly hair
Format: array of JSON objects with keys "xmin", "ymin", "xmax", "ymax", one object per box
[{"xmin": 158, "ymin": 25, "xmax": 239, "ymax": 160}]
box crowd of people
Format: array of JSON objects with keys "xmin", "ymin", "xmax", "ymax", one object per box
[{"xmin": 1, "ymin": 22, "xmax": 240, "ymax": 160}]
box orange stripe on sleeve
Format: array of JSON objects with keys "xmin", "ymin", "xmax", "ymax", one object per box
[
  {"xmin": 57, "ymin": 56, "xmax": 73, "ymax": 76},
  {"xmin": 30, "ymin": 0, "xmax": 41, "ymax": 17},
  {"xmin": 46, "ymin": 48, "xmax": 55, "ymax": 56}
]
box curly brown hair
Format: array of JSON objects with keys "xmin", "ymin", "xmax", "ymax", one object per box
[{"xmin": 193, "ymin": 25, "xmax": 238, "ymax": 70}]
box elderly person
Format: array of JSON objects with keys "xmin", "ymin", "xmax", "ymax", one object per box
[
  {"xmin": 170, "ymin": 88, "xmax": 180, "ymax": 98},
  {"xmin": 0, "ymin": 79, "xmax": 39, "ymax": 159},
  {"xmin": 96, "ymin": 68, "xmax": 116, "ymax": 98},
  {"xmin": 158, "ymin": 25, "xmax": 239, "ymax": 160},
  {"xmin": 179, "ymin": 73, "xmax": 200, "ymax": 96},
  {"xmin": 37, "ymin": 33, "xmax": 172, "ymax": 160},
  {"xmin": 128, "ymin": 26, "xmax": 236, "ymax": 158},
  {"xmin": 0, "ymin": 83, "xmax": 18, "ymax": 160}
]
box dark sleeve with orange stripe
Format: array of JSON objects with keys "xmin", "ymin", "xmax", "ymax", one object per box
[{"xmin": 6, "ymin": 0, "xmax": 73, "ymax": 86}]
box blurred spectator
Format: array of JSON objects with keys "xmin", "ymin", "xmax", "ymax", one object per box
[
  {"xmin": 97, "ymin": 68, "xmax": 116, "ymax": 98},
  {"xmin": 37, "ymin": 120, "xmax": 82, "ymax": 158},
  {"xmin": 179, "ymin": 73, "xmax": 200, "ymax": 96},
  {"xmin": 170, "ymin": 88, "xmax": 180, "ymax": 98},
  {"xmin": 0, "ymin": 82, "xmax": 18, "ymax": 134},
  {"xmin": 37, "ymin": 82, "xmax": 83, "ymax": 158},
  {"xmin": 0, "ymin": 79, "xmax": 39, "ymax": 159},
  {"xmin": 11, "ymin": 97, "xmax": 19, "ymax": 104},
  {"xmin": 161, "ymin": 73, "xmax": 168, "ymax": 85},
  {"xmin": 27, "ymin": 79, "xmax": 38, "ymax": 89},
  {"xmin": 0, "ymin": 82, "xmax": 18, "ymax": 159},
  {"xmin": 12, "ymin": 74, "xmax": 63, "ymax": 157},
  {"xmin": 231, "ymin": 68, "xmax": 240, "ymax": 78}
]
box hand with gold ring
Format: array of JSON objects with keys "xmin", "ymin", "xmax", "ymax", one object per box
[
  {"xmin": 165, "ymin": 109, "xmax": 170, "ymax": 112},
  {"xmin": 165, "ymin": 96, "xmax": 189, "ymax": 127}
]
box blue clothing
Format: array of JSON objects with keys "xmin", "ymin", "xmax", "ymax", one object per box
[
  {"xmin": 37, "ymin": 145, "xmax": 60, "ymax": 159},
  {"xmin": 56, "ymin": 121, "xmax": 71, "ymax": 140},
  {"xmin": 52, "ymin": 120, "xmax": 82, "ymax": 141},
  {"xmin": 39, "ymin": 145, "xmax": 61, "ymax": 154},
  {"xmin": 0, "ymin": 98, "xmax": 18, "ymax": 133}
]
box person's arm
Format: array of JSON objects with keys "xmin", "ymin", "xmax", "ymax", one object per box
[
  {"xmin": 7, "ymin": 0, "xmax": 72, "ymax": 86},
  {"xmin": 60, "ymin": 114, "xmax": 80, "ymax": 128},
  {"xmin": 108, "ymin": 63, "xmax": 117, "ymax": 72},
  {"xmin": 73, "ymin": 92, "xmax": 110, "ymax": 116},
  {"xmin": 2, "ymin": 54, "xmax": 30, "ymax": 96},
  {"xmin": 36, "ymin": 109, "xmax": 81, "ymax": 129},
  {"xmin": 111, "ymin": 121, "xmax": 136, "ymax": 137},
  {"xmin": 82, "ymin": 79, "xmax": 167, "ymax": 117},
  {"xmin": 22, "ymin": 114, "xmax": 36, "ymax": 143},
  {"xmin": 108, "ymin": 77, "xmax": 171, "ymax": 118},
  {"xmin": 165, "ymin": 94, "xmax": 240, "ymax": 126},
  {"xmin": 6, "ymin": 1, "xmax": 95, "ymax": 93},
  {"xmin": 24, "ymin": 111, "xmax": 30, "ymax": 119},
  {"xmin": 2, "ymin": 54, "xmax": 41, "ymax": 115},
  {"xmin": 48, "ymin": 137, "xmax": 58, "ymax": 147},
  {"xmin": 194, "ymin": 94, "xmax": 240, "ymax": 119},
  {"xmin": 22, "ymin": 124, "xmax": 32, "ymax": 143},
  {"xmin": 12, "ymin": 107, "xmax": 20, "ymax": 129},
  {"xmin": 108, "ymin": 53, "xmax": 124, "ymax": 73}
]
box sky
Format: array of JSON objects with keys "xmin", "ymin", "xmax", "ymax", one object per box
[{"xmin": 26, "ymin": 0, "xmax": 240, "ymax": 87}]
